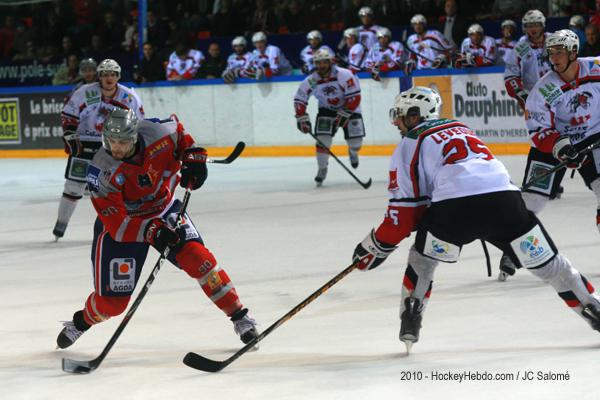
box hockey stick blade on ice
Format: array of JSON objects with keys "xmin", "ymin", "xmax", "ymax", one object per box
[
  {"xmin": 61, "ymin": 190, "xmax": 193, "ymax": 374},
  {"xmin": 183, "ymin": 262, "xmax": 360, "ymax": 372},
  {"xmin": 207, "ymin": 142, "xmax": 245, "ymax": 164},
  {"xmin": 309, "ymin": 132, "xmax": 371, "ymax": 189}
]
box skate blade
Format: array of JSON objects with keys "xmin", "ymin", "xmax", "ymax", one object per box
[
  {"xmin": 401, "ymin": 339, "xmax": 414, "ymax": 354},
  {"xmin": 498, "ymin": 272, "xmax": 508, "ymax": 282}
]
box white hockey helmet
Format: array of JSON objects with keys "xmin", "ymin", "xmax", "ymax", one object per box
[
  {"xmin": 501, "ymin": 19, "xmax": 517, "ymax": 29},
  {"xmin": 389, "ymin": 86, "xmax": 442, "ymax": 124},
  {"xmin": 410, "ymin": 14, "xmax": 427, "ymax": 25},
  {"xmin": 232, "ymin": 36, "xmax": 247, "ymax": 48},
  {"xmin": 313, "ymin": 48, "xmax": 334, "ymax": 63},
  {"xmin": 358, "ymin": 6, "xmax": 373, "ymax": 17},
  {"xmin": 569, "ymin": 15, "xmax": 586, "ymax": 29},
  {"xmin": 97, "ymin": 59, "xmax": 121, "ymax": 76},
  {"xmin": 252, "ymin": 31, "xmax": 267, "ymax": 43},
  {"xmin": 376, "ymin": 27, "xmax": 392, "ymax": 39},
  {"xmin": 522, "ymin": 9, "xmax": 545, "ymax": 28},
  {"xmin": 79, "ymin": 57, "xmax": 97, "ymax": 73},
  {"xmin": 467, "ymin": 24, "xmax": 484, "ymax": 35},
  {"xmin": 102, "ymin": 108, "xmax": 139, "ymax": 150},
  {"xmin": 344, "ymin": 27, "xmax": 359, "ymax": 38},
  {"xmin": 307, "ymin": 30, "xmax": 322, "ymax": 42},
  {"xmin": 546, "ymin": 29, "xmax": 580, "ymax": 53}
]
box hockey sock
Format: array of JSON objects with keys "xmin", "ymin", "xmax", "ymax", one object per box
[
  {"xmin": 347, "ymin": 137, "xmax": 362, "ymax": 158},
  {"xmin": 400, "ymin": 246, "xmax": 438, "ymax": 316},
  {"xmin": 82, "ymin": 292, "xmax": 130, "ymax": 326},
  {"xmin": 57, "ymin": 194, "xmax": 80, "ymax": 225},
  {"xmin": 315, "ymin": 135, "xmax": 332, "ymax": 170}
]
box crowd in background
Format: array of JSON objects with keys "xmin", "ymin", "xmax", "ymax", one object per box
[{"xmin": 1, "ymin": 0, "xmax": 600, "ymax": 85}]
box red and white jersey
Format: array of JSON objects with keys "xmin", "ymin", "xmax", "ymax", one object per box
[
  {"xmin": 347, "ymin": 42, "xmax": 367, "ymax": 73},
  {"xmin": 300, "ymin": 44, "xmax": 335, "ymax": 74},
  {"xmin": 495, "ymin": 38, "xmax": 516, "ymax": 66},
  {"xmin": 504, "ymin": 34, "xmax": 552, "ymax": 93},
  {"xmin": 373, "ymin": 118, "xmax": 518, "ymax": 246},
  {"xmin": 364, "ymin": 41, "xmax": 406, "ymax": 71},
  {"xmin": 61, "ymin": 82, "xmax": 145, "ymax": 142},
  {"xmin": 225, "ymin": 51, "xmax": 252, "ymax": 71},
  {"xmin": 525, "ymin": 57, "xmax": 600, "ymax": 153},
  {"xmin": 293, "ymin": 65, "xmax": 361, "ymax": 114},
  {"xmin": 249, "ymin": 44, "xmax": 292, "ymax": 76},
  {"xmin": 406, "ymin": 30, "xmax": 454, "ymax": 69},
  {"xmin": 86, "ymin": 118, "xmax": 195, "ymax": 242},
  {"xmin": 459, "ymin": 35, "xmax": 496, "ymax": 66},
  {"xmin": 357, "ymin": 24, "xmax": 382, "ymax": 50},
  {"xmin": 166, "ymin": 49, "xmax": 205, "ymax": 80}
]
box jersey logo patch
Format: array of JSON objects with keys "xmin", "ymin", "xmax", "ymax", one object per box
[
  {"xmin": 86, "ymin": 164, "xmax": 101, "ymax": 192},
  {"xmin": 568, "ymin": 91, "xmax": 593, "ymax": 113},
  {"xmin": 109, "ymin": 258, "xmax": 136, "ymax": 293},
  {"xmin": 538, "ymin": 82, "xmax": 562, "ymax": 105}
]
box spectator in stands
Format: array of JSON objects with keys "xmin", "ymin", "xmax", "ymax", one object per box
[
  {"xmin": 592, "ymin": 0, "xmax": 600, "ymax": 28},
  {"xmin": 455, "ymin": 24, "xmax": 496, "ymax": 68},
  {"xmin": 583, "ymin": 24, "xmax": 600, "ymax": 56},
  {"xmin": 60, "ymin": 35, "xmax": 79, "ymax": 60},
  {"xmin": 99, "ymin": 11, "xmax": 124, "ymax": 52},
  {"xmin": 198, "ymin": 42, "xmax": 226, "ymax": 78},
  {"xmin": 52, "ymin": 54, "xmax": 80, "ymax": 85},
  {"xmin": 121, "ymin": 15, "xmax": 136, "ymax": 52},
  {"xmin": 439, "ymin": 0, "xmax": 469, "ymax": 49},
  {"xmin": 248, "ymin": 0, "xmax": 278, "ymax": 34},
  {"xmin": 495, "ymin": 19, "xmax": 517, "ymax": 65},
  {"xmin": 343, "ymin": 0, "xmax": 364, "ymax": 28},
  {"xmin": 166, "ymin": 41, "xmax": 204, "ymax": 81},
  {"xmin": 44, "ymin": 13, "xmax": 65, "ymax": 49},
  {"xmin": 83, "ymin": 34, "xmax": 106, "ymax": 64},
  {"xmin": 569, "ymin": 15, "xmax": 587, "ymax": 54},
  {"xmin": 0, "ymin": 16, "xmax": 17, "ymax": 59},
  {"xmin": 134, "ymin": 42, "xmax": 164, "ymax": 83},
  {"xmin": 279, "ymin": 0, "xmax": 312, "ymax": 34},
  {"xmin": 491, "ymin": 0, "xmax": 522, "ymax": 18},
  {"xmin": 212, "ymin": 0, "xmax": 242, "ymax": 37},
  {"xmin": 147, "ymin": 10, "xmax": 167, "ymax": 49},
  {"xmin": 12, "ymin": 39, "xmax": 38, "ymax": 62}
]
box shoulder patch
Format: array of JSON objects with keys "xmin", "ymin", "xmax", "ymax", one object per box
[
  {"xmin": 537, "ymin": 81, "xmax": 563, "ymax": 105},
  {"xmin": 589, "ymin": 59, "xmax": 600, "ymax": 75},
  {"xmin": 514, "ymin": 41, "xmax": 531, "ymax": 58}
]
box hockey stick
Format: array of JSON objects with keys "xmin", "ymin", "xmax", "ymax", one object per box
[
  {"xmin": 183, "ymin": 262, "xmax": 360, "ymax": 372},
  {"xmin": 400, "ymin": 30, "xmax": 437, "ymax": 64},
  {"xmin": 62, "ymin": 189, "xmax": 192, "ymax": 374},
  {"xmin": 207, "ymin": 141, "xmax": 245, "ymax": 164},
  {"xmin": 522, "ymin": 139, "xmax": 600, "ymax": 191},
  {"xmin": 309, "ymin": 132, "xmax": 372, "ymax": 189}
]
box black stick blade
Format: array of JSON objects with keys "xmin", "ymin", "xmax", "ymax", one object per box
[
  {"xmin": 361, "ymin": 178, "xmax": 372, "ymax": 189},
  {"xmin": 209, "ymin": 142, "xmax": 246, "ymax": 164},
  {"xmin": 183, "ymin": 352, "xmax": 226, "ymax": 373},
  {"xmin": 62, "ymin": 358, "xmax": 97, "ymax": 374}
]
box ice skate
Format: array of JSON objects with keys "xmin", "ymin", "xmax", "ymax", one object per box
[
  {"xmin": 52, "ymin": 221, "xmax": 67, "ymax": 241},
  {"xmin": 231, "ymin": 308, "xmax": 259, "ymax": 349},
  {"xmin": 349, "ymin": 152, "xmax": 359, "ymax": 169},
  {"xmin": 400, "ymin": 297, "xmax": 422, "ymax": 354},
  {"xmin": 582, "ymin": 303, "xmax": 600, "ymax": 332},
  {"xmin": 498, "ymin": 254, "xmax": 516, "ymax": 282},
  {"xmin": 314, "ymin": 167, "xmax": 328, "ymax": 187}
]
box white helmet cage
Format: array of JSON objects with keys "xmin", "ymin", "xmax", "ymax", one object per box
[
  {"xmin": 546, "ymin": 29, "xmax": 580, "ymax": 54},
  {"xmin": 410, "ymin": 14, "xmax": 427, "ymax": 25},
  {"xmin": 252, "ymin": 31, "xmax": 267, "ymax": 43},
  {"xmin": 501, "ymin": 19, "xmax": 517, "ymax": 29},
  {"xmin": 522, "ymin": 9, "xmax": 546, "ymax": 28},
  {"xmin": 307, "ymin": 30, "xmax": 323, "ymax": 42},
  {"xmin": 312, "ymin": 48, "xmax": 334, "ymax": 63},
  {"xmin": 377, "ymin": 27, "xmax": 392, "ymax": 39},
  {"xmin": 467, "ymin": 24, "xmax": 484, "ymax": 35},
  {"xmin": 97, "ymin": 59, "xmax": 121, "ymax": 77},
  {"xmin": 231, "ymin": 36, "xmax": 247, "ymax": 48},
  {"xmin": 344, "ymin": 27, "xmax": 359, "ymax": 38}
]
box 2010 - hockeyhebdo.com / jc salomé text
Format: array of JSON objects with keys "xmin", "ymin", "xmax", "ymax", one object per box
[{"xmin": 397, "ymin": 370, "xmax": 570, "ymax": 383}]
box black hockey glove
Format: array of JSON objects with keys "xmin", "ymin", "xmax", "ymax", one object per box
[
  {"xmin": 352, "ymin": 229, "xmax": 397, "ymax": 271},
  {"xmin": 335, "ymin": 109, "xmax": 352, "ymax": 131},
  {"xmin": 144, "ymin": 218, "xmax": 180, "ymax": 252},
  {"xmin": 553, "ymin": 136, "xmax": 587, "ymax": 169},
  {"xmin": 63, "ymin": 130, "xmax": 82, "ymax": 156},
  {"xmin": 296, "ymin": 114, "xmax": 312, "ymax": 134},
  {"xmin": 180, "ymin": 147, "xmax": 208, "ymax": 190}
]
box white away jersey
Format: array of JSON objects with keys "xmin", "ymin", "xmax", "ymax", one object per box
[
  {"xmin": 407, "ymin": 30, "xmax": 454, "ymax": 69},
  {"xmin": 504, "ymin": 34, "xmax": 552, "ymax": 91},
  {"xmin": 365, "ymin": 41, "xmax": 406, "ymax": 71},
  {"xmin": 347, "ymin": 42, "xmax": 367, "ymax": 72},
  {"xmin": 166, "ymin": 49, "xmax": 205, "ymax": 80},
  {"xmin": 249, "ymin": 45, "xmax": 292, "ymax": 75},
  {"xmin": 495, "ymin": 38, "xmax": 516, "ymax": 66},
  {"xmin": 357, "ymin": 24, "xmax": 382, "ymax": 50},
  {"xmin": 525, "ymin": 57, "xmax": 600, "ymax": 153},
  {"xmin": 460, "ymin": 35, "xmax": 496, "ymax": 66},
  {"xmin": 294, "ymin": 65, "xmax": 361, "ymax": 113},
  {"xmin": 300, "ymin": 44, "xmax": 335, "ymax": 74},
  {"xmin": 225, "ymin": 51, "xmax": 252, "ymax": 71},
  {"xmin": 61, "ymin": 82, "xmax": 145, "ymax": 142},
  {"xmin": 388, "ymin": 119, "xmax": 518, "ymax": 204}
]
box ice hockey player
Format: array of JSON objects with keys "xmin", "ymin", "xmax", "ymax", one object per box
[
  {"xmin": 405, "ymin": 14, "xmax": 454, "ymax": 70},
  {"xmin": 75, "ymin": 58, "xmax": 98, "ymax": 88},
  {"xmin": 455, "ymin": 24, "xmax": 496, "ymax": 68},
  {"xmin": 166, "ymin": 42, "xmax": 204, "ymax": 81},
  {"xmin": 355, "ymin": 6, "xmax": 382, "ymax": 51},
  {"xmin": 495, "ymin": 20, "xmax": 517, "ymax": 66},
  {"xmin": 364, "ymin": 27, "xmax": 407, "ymax": 81},
  {"xmin": 300, "ymin": 30, "xmax": 334, "ymax": 75},
  {"xmin": 245, "ymin": 31, "xmax": 292, "ymax": 79},
  {"xmin": 56, "ymin": 109, "xmax": 259, "ymax": 349},
  {"xmin": 341, "ymin": 27, "xmax": 367, "ymax": 74},
  {"xmin": 222, "ymin": 36, "xmax": 253, "ymax": 83},
  {"xmin": 52, "ymin": 59, "xmax": 144, "ymax": 240},
  {"xmin": 351, "ymin": 86, "xmax": 600, "ymax": 353},
  {"xmin": 293, "ymin": 49, "xmax": 363, "ymax": 186}
]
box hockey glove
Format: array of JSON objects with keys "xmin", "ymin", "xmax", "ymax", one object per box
[
  {"xmin": 296, "ymin": 114, "xmax": 312, "ymax": 134},
  {"xmin": 515, "ymin": 89, "xmax": 529, "ymax": 110},
  {"xmin": 352, "ymin": 229, "xmax": 397, "ymax": 271},
  {"xmin": 335, "ymin": 109, "xmax": 353, "ymax": 131},
  {"xmin": 404, "ymin": 59, "xmax": 416, "ymax": 75},
  {"xmin": 145, "ymin": 218, "xmax": 180, "ymax": 252},
  {"xmin": 553, "ymin": 136, "xmax": 587, "ymax": 169},
  {"xmin": 180, "ymin": 147, "xmax": 208, "ymax": 190},
  {"xmin": 371, "ymin": 66, "xmax": 381, "ymax": 81},
  {"xmin": 63, "ymin": 130, "xmax": 82, "ymax": 156},
  {"xmin": 222, "ymin": 68, "xmax": 240, "ymax": 83},
  {"xmin": 431, "ymin": 55, "xmax": 447, "ymax": 69}
]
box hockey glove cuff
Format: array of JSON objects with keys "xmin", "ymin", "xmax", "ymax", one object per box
[
  {"xmin": 553, "ymin": 136, "xmax": 587, "ymax": 169},
  {"xmin": 63, "ymin": 131, "xmax": 82, "ymax": 156},
  {"xmin": 353, "ymin": 229, "xmax": 397, "ymax": 271}
]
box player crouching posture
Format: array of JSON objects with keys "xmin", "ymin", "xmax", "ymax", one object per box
[
  {"xmin": 293, "ymin": 49, "xmax": 364, "ymax": 186},
  {"xmin": 351, "ymin": 86, "xmax": 600, "ymax": 353},
  {"xmin": 56, "ymin": 109, "xmax": 258, "ymax": 349}
]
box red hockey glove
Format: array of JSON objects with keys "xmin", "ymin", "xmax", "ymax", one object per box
[
  {"xmin": 352, "ymin": 229, "xmax": 397, "ymax": 271},
  {"xmin": 296, "ymin": 114, "xmax": 312, "ymax": 134},
  {"xmin": 63, "ymin": 130, "xmax": 82, "ymax": 156},
  {"xmin": 181, "ymin": 147, "xmax": 208, "ymax": 190},
  {"xmin": 144, "ymin": 218, "xmax": 180, "ymax": 252},
  {"xmin": 553, "ymin": 136, "xmax": 588, "ymax": 169}
]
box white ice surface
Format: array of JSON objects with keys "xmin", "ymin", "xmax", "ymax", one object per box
[{"xmin": 1, "ymin": 155, "xmax": 599, "ymax": 400}]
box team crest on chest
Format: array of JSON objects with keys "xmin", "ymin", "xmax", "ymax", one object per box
[{"xmin": 568, "ymin": 91, "xmax": 593, "ymax": 113}]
